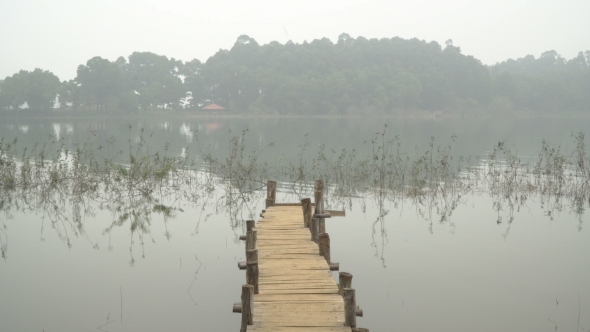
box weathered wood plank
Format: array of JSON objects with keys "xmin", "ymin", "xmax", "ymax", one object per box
[{"xmin": 248, "ymin": 326, "xmax": 351, "ymax": 332}]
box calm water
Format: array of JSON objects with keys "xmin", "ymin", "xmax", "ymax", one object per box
[{"xmin": 1, "ymin": 116, "xmax": 589, "ymax": 332}]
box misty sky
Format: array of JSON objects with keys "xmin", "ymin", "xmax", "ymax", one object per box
[{"xmin": 1, "ymin": 0, "xmax": 589, "ymax": 81}]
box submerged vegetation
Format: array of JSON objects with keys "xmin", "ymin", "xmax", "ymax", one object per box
[{"xmin": 1, "ymin": 127, "xmax": 589, "ymax": 261}]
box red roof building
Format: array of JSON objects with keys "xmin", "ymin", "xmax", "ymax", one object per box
[{"xmin": 202, "ymin": 103, "xmax": 225, "ymax": 110}]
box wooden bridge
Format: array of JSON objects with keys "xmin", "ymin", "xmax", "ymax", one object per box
[{"xmin": 233, "ymin": 180, "xmax": 368, "ymax": 332}]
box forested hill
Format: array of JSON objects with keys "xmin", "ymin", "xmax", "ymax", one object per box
[{"xmin": 1, "ymin": 34, "xmax": 589, "ymax": 115}]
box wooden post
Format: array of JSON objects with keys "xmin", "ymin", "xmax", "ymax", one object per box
[
  {"xmin": 246, "ymin": 219, "xmax": 255, "ymax": 232},
  {"xmin": 314, "ymin": 179, "xmax": 324, "ymax": 214},
  {"xmin": 311, "ymin": 218, "xmax": 319, "ymax": 243},
  {"xmin": 301, "ymin": 198, "xmax": 312, "ymax": 228},
  {"xmin": 239, "ymin": 219, "xmax": 256, "ymax": 241},
  {"xmin": 266, "ymin": 180, "xmax": 276, "ymax": 208},
  {"xmin": 318, "ymin": 233, "xmax": 339, "ymax": 270},
  {"xmin": 246, "ymin": 249, "xmax": 258, "ymax": 263},
  {"xmin": 268, "ymin": 180, "xmax": 277, "ymax": 201},
  {"xmin": 265, "ymin": 200, "xmax": 273, "ymax": 208},
  {"xmin": 356, "ymin": 306, "xmax": 364, "ymax": 317},
  {"xmin": 246, "ymin": 230, "xmax": 257, "ymax": 251},
  {"xmin": 246, "ymin": 261, "xmax": 259, "ymax": 294},
  {"xmin": 239, "ymin": 245, "xmax": 259, "ymax": 270},
  {"xmin": 338, "ymin": 272, "xmax": 353, "ymax": 296},
  {"xmin": 352, "ymin": 329, "xmax": 369, "ymax": 332},
  {"xmin": 318, "ymin": 233, "xmax": 331, "ymax": 265},
  {"xmin": 343, "ymin": 288, "xmax": 357, "ymax": 328},
  {"xmin": 314, "ymin": 180, "xmax": 325, "ymax": 240},
  {"xmin": 240, "ymin": 284, "xmax": 254, "ymax": 332}
]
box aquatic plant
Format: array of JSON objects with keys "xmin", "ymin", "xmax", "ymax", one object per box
[{"xmin": 1, "ymin": 125, "xmax": 589, "ymax": 261}]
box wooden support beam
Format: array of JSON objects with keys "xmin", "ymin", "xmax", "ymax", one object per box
[
  {"xmin": 310, "ymin": 218, "xmax": 319, "ymax": 243},
  {"xmin": 352, "ymin": 328, "xmax": 369, "ymax": 332},
  {"xmin": 266, "ymin": 180, "xmax": 276, "ymax": 208},
  {"xmin": 246, "ymin": 230, "xmax": 257, "ymax": 251},
  {"xmin": 246, "ymin": 262, "xmax": 259, "ymax": 294},
  {"xmin": 267, "ymin": 180, "xmax": 277, "ymax": 201},
  {"xmin": 318, "ymin": 233, "xmax": 331, "ymax": 265},
  {"xmin": 343, "ymin": 288, "xmax": 357, "ymax": 328},
  {"xmin": 314, "ymin": 179, "xmax": 324, "ymax": 193},
  {"xmin": 239, "ymin": 220, "xmax": 256, "ymax": 241},
  {"xmin": 356, "ymin": 307, "xmax": 364, "ymax": 317},
  {"xmin": 317, "ymin": 231, "xmax": 338, "ymax": 270},
  {"xmin": 319, "ymin": 218, "xmax": 326, "ymax": 234},
  {"xmin": 238, "ymin": 249, "xmax": 258, "ymax": 270},
  {"xmin": 240, "ymin": 284, "xmax": 254, "ymax": 332},
  {"xmin": 313, "ymin": 213, "xmax": 331, "ymax": 218},
  {"xmin": 246, "ymin": 219, "xmax": 255, "ymax": 232},
  {"xmin": 314, "ymin": 179, "xmax": 324, "ymax": 214},
  {"xmin": 327, "ymin": 209, "xmax": 346, "ymax": 217},
  {"xmin": 246, "ymin": 249, "xmax": 258, "ymax": 263},
  {"xmin": 233, "ymin": 302, "xmax": 242, "ymax": 313},
  {"xmin": 301, "ymin": 198, "xmax": 312, "ymax": 228},
  {"xmin": 338, "ymin": 272, "xmax": 353, "ymax": 296}
]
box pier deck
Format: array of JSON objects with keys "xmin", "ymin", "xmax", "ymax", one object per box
[{"xmin": 248, "ymin": 205, "xmax": 350, "ymax": 331}]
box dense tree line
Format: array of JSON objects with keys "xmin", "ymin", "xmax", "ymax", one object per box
[{"xmin": 1, "ymin": 34, "xmax": 589, "ymax": 115}]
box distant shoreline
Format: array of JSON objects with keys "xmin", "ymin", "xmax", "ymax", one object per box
[{"xmin": 2, "ymin": 109, "xmax": 590, "ymax": 121}]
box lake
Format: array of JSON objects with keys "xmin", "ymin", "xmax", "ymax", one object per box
[{"xmin": 1, "ymin": 115, "xmax": 589, "ymax": 332}]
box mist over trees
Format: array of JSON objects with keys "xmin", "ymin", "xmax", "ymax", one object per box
[
  {"xmin": 1, "ymin": 34, "xmax": 589, "ymax": 115},
  {"xmin": 0, "ymin": 69, "xmax": 60, "ymax": 112}
]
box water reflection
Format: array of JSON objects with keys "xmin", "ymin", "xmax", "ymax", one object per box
[
  {"xmin": 1, "ymin": 124, "xmax": 589, "ymax": 263},
  {"xmin": 179, "ymin": 123, "xmax": 193, "ymax": 142},
  {"xmin": 1, "ymin": 120, "xmax": 589, "ymax": 331}
]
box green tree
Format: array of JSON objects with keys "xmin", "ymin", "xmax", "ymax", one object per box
[
  {"xmin": 76, "ymin": 56, "xmax": 128, "ymax": 112},
  {"xmin": 181, "ymin": 58, "xmax": 205, "ymax": 108},
  {"xmin": 0, "ymin": 69, "xmax": 60, "ymax": 111},
  {"xmin": 127, "ymin": 52, "xmax": 185, "ymax": 111}
]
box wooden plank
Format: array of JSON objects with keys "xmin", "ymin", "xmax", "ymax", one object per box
[
  {"xmin": 251, "ymin": 322, "xmax": 345, "ymax": 327},
  {"xmin": 253, "ymin": 302, "xmax": 344, "ymax": 308},
  {"xmin": 253, "ymin": 294, "xmax": 343, "ymax": 302},
  {"xmin": 259, "ymin": 280, "xmax": 336, "ymax": 285},
  {"xmin": 257, "ymin": 248, "xmax": 319, "ymax": 254},
  {"xmin": 258, "ymin": 289, "xmax": 339, "ymax": 295},
  {"xmin": 260, "ymin": 281, "xmax": 336, "ymax": 287},
  {"xmin": 254, "ymin": 304, "xmax": 344, "ymax": 311},
  {"xmin": 248, "ymin": 327, "xmax": 351, "ymax": 332}
]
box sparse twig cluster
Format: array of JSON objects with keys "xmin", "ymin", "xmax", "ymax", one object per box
[{"xmin": 1, "ymin": 126, "xmax": 588, "ymax": 262}]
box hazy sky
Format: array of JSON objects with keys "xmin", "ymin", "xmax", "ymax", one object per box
[{"xmin": 1, "ymin": 0, "xmax": 589, "ymax": 80}]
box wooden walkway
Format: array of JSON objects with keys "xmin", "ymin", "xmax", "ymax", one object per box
[
  {"xmin": 234, "ymin": 180, "xmax": 367, "ymax": 331},
  {"xmin": 249, "ymin": 205, "xmax": 349, "ymax": 331}
]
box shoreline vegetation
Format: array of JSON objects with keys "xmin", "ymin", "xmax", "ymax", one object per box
[
  {"xmin": 3, "ymin": 109, "xmax": 590, "ymax": 120},
  {"xmin": 1, "ymin": 34, "xmax": 589, "ymax": 117},
  {"xmin": 1, "ymin": 127, "xmax": 589, "ymax": 260}
]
